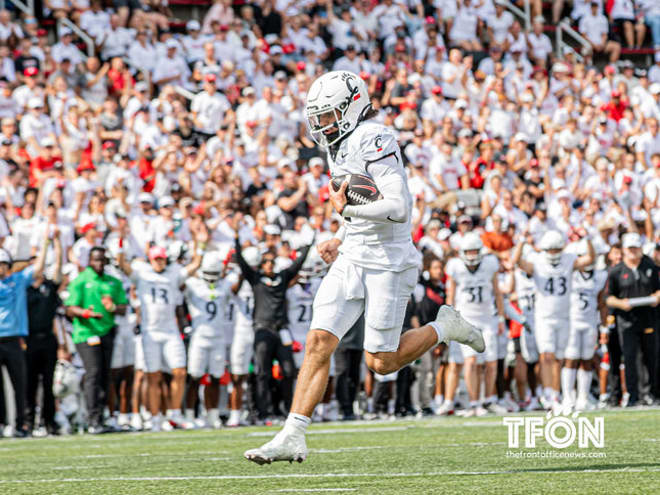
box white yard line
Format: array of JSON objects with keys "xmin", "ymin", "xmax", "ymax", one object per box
[
  {"xmin": 248, "ymin": 426, "xmax": 408, "ymax": 437},
  {"xmin": 2, "ymin": 467, "xmax": 659, "ymax": 484}
]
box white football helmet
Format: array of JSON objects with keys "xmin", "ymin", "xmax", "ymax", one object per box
[
  {"xmin": 539, "ymin": 230, "xmax": 565, "ymax": 265},
  {"xmin": 200, "ymin": 253, "xmax": 222, "ymax": 283},
  {"xmin": 298, "ymin": 248, "xmax": 328, "ymax": 282},
  {"xmin": 53, "ymin": 359, "xmax": 80, "ymax": 398},
  {"xmin": 167, "ymin": 240, "xmax": 188, "ymax": 264},
  {"xmin": 242, "ymin": 246, "xmax": 262, "ymax": 268},
  {"xmin": 306, "ymin": 71, "xmax": 370, "ymax": 148},
  {"xmin": 459, "ymin": 232, "xmax": 484, "ymax": 268}
]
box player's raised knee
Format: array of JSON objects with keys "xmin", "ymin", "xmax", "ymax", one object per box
[
  {"xmin": 305, "ymin": 329, "xmax": 339, "ymax": 358},
  {"xmin": 365, "ymin": 353, "xmax": 400, "ymax": 375}
]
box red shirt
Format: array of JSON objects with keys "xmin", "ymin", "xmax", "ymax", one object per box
[
  {"xmin": 29, "ymin": 156, "xmax": 60, "ymax": 186},
  {"xmin": 467, "ymin": 158, "xmax": 493, "ymax": 189},
  {"xmin": 601, "ymin": 100, "xmax": 627, "ymax": 122},
  {"xmin": 138, "ymin": 158, "xmax": 155, "ymax": 192}
]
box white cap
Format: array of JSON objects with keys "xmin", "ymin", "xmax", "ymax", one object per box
[
  {"xmin": 556, "ymin": 188, "xmax": 571, "ymax": 200},
  {"xmin": 264, "ymin": 224, "xmax": 281, "ymax": 236},
  {"xmin": 309, "ymin": 157, "xmax": 324, "ymax": 168},
  {"xmin": 135, "ymin": 81, "xmax": 149, "ymax": 92},
  {"xmin": 159, "ymin": 196, "xmax": 175, "ymax": 208},
  {"xmin": 138, "ymin": 192, "xmax": 154, "ymax": 204},
  {"xmin": 41, "ymin": 136, "xmax": 55, "ymax": 147},
  {"xmin": 28, "ymin": 97, "xmax": 43, "ymax": 109},
  {"xmin": 165, "ymin": 39, "xmax": 179, "ymax": 49},
  {"xmin": 622, "ymin": 232, "xmax": 642, "ymax": 249},
  {"xmin": 455, "ymin": 99, "xmax": 468, "ymax": 109},
  {"xmin": 59, "ymin": 27, "xmax": 73, "ymax": 36},
  {"xmin": 457, "ymin": 128, "xmax": 472, "ymax": 138},
  {"xmin": 533, "ymin": 15, "xmax": 545, "ymax": 24},
  {"xmin": 186, "ymin": 20, "xmax": 201, "ymax": 31},
  {"xmin": 514, "ymin": 132, "xmax": 528, "ymax": 143},
  {"xmin": 0, "ymin": 248, "xmax": 11, "ymax": 265},
  {"xmin": 650, "ymin": 83, "xmax": 660, "ymax": 95}
]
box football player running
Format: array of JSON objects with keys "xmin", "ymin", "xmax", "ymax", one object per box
[
  {"xmin": 442, "ymin": 233, "xmax": 507, "ymax": 417},
  {"xmin": 564, "ymin": 242, "xmax": 608, "ymax": 412},
  {"xmin": 244, "ymin": 71, "xmax": 484, "ymax": 464},
  {"xmin": 512, "ymin": 230, "xmax": 594, "ymax": 411}
]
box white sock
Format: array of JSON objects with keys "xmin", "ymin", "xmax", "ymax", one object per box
[
  {"xmin": 316, "ymin": 403, "xmax": 326, "ymax": 418},
  {"xmin": 469, "ymin": 400, "xmax": 479, "ymax": 408},
  {"xmin": 185, "ymin": 409, "xmax": 195, "ymax": 422},
  {"xmin": 428, "ymin": 321, "xmax": 445, "ymax": 345},
  {"xmin": 561, "ymin": 368, "xmax": 577, "ymax": 403},
  {"xmin": 577, "ymin": 369, "xmax": 592, "ymax": 401},
  {"xmin": 543, "ymin": 386, "xmax": 555, "ymax": 402},
  {"xmin": 434, "ymin": 394, "xmax": 444, "ymax": 406},
  {"xmin": 166, "ymin": 409, "xmax": 181, "ymax": 419},
  {"xmin": 207, "ymin": 408, "xmax": 220, "ymax": 424},
  {"xmin": 229, "ymin": 409, "xmax": 241, "ymax": 424},
  {"xmin": 284, "ymin": 413, "xmax": 311, "ymax": 435},
  {"xmin": 387, "ymin": 399, "xmax": 395, "ymax": 415},
  {"xmin": 485, "ymin": 394, "xmax": 497, "ymax": 405},
  {"xmin": 367, "ymin": 397, "xmax": 374, "ymax": 413}
]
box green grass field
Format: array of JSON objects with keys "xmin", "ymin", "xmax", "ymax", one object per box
[{"xmin": 1, "ymin": 408, "xmax": 659, "ymax": 495}]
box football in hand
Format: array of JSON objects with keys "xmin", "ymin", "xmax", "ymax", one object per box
[{"xmin": 330, "ymin": 174, "xmax": 382, "ymax": 206}]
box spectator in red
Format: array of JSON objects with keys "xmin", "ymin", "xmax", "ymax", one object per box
[
  {"xmin": 137, "ymin": 147, "xmax": 156, "ymax": 193},
  {"xmin": 29, "ymin": 137, "xmax": 61, "ymax": 187},
  {"xmin": 602, "ymin": 90, "xmax": 628, "ymax": 122}
]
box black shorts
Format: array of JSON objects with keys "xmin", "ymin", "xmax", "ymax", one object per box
[
  {"xmin": 610, "ymin": 18, "xmax": 633, "ymax": 44},
  {"xmin": 513, "ymin": 337, "xmax": 521, "ymax": 355}
]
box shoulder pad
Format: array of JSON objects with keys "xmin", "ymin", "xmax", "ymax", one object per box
[{"xmin": 354, "ymin": 123, "xmax": 400, "ymax": 164}]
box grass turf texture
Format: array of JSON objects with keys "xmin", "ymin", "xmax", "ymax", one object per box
[{"xmin": 1, "ymin": 409, "xmax": 659, "ymax": 494}]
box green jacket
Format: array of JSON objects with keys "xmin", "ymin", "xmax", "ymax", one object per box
[{"xmin": 65, "ymin": 267, "xmax": 128, "ymax": 344}]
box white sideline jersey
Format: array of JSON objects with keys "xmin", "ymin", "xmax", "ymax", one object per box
[
  {"xmin": 514, "ymin": 269, "xmax": 536, "ymax": 319},
  {"xmin": 225, "ymin": 271, "xmax": 254, "ymax": 330},
  {"xmin": 105, "ymin": 263, "xmax": 134, "ymax": 330},
  {"xmin": 286, "ymin": 279, "xmax": 321, "ymax": 344},
  {"xmin": 184, "ymin": 277, "xmax": 231, "ymax": 339},
  {"xmin": 329, "ymin": 121, "xmax": 421, "ymax": 272},
  {"xmin": 570, "ymin": 270, "xmax": 608, "ymax": 327},
  {"xmin": 529, "ymin": 252, "xmax": 577, "ymax": 320},
  {"xmin": 445, "ymin": 254, "xmax": 499, "ymax": 319},
  {"xmin": 130, "ymin": 260, "xmax": 187, "ymax": 333}
]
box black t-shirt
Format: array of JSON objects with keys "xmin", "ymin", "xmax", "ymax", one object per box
[
  {"xmin": 608, "ymin": 256, "xmax": 660, "ymax": 330},
  {"xmin": 277, "ymin": 188, "xmax": 308, "ymax": 229},
  {"xmin": 27, "ymin": 279, "xmax": 61, "ymax": 337},
  {"xmin": 14, "ymin": 55, "xmax": 39, "ymax": 75},
  {"xmin": 173, "ymin": 128, "xmax": 205, "ymax": 148},
  {"xmin": 415, "ymin": 278, "xmax": 447, "ymax": 324}
]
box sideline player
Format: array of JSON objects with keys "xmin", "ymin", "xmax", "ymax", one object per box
[
  {"xmin": 117, "ymin": 229, "xmax": 206, "ymax": 431},
  {"xmin": 512, "ymin": 230, "xmax": 594, "ymax": 410},
  {"xmin": 441, "ymin": 233, "xmax": 506, "ymax": 417},
  {"xmin": 184, "ymin": 253, "xmax": 238, "ymax": 428},
  {"xmin": 564, "ymin": 242, "xmax": 608, "ymax": 411},
  {"xmin": 244, "ymin": 70, "xmax": 484, "ymax": 464}
]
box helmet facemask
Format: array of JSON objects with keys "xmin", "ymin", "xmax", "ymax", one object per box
[
  {"xmin": 461, "ymin": 249, "xmax": 482, "ymax": 268},
  {"xmin": 201, "ymin": 271, "xmax": 220, "ymax": 284},
  {"xmin": 308, "ymin": 106, "xmax": 346, "ymax": 148},
  {"xmin": 544, "ymin": 249, "xmax": 562, "ymax": 266}
]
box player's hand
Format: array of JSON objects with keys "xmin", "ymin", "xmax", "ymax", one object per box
[
  {"xmin": 620, "ymin": 299, "xmax": 632, "ymax": 311},
  {"xmin": 318, "ymin": 238, "xmax": 341, "ymax": 264},
  {"xmin": 329, "ymin": 179, "xmax": 348, "ymax": 215},
  {"xmin": 497, "ymin": 321, "xmax": 506, "ymax": 336}
]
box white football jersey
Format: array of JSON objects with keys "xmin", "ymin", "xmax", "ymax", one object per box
[
  {"xmin": 225, "ymin": 270, "xmax": 254, "ymax": 337},
  {"xmin": 105, "ymin": 263, "xmax": 134, "ymax": 331},
  {"xmin": 514, "ymin": 269, "xmax": 536, "ymax": 319},
  {"xmin": 530, "ymin": 251, "xmax": 577, "ymax": 320},
  {"xmin": 184, "ymin": 277, "xmax": 231, "ymax": 339},
  {"xmin": 445, "ymin": 254, "xmax": 499, "ymax": 319},
  {"xmin": 286, "ymin": 279, "xmax": 321, "ymax": 344},
  {"xmin": 329, "ymin": 121, "xmax": 420, "ymax": 272},
  {"xmin": 570, "ymin": 269, "xmax": 608, "ymax": 327},
  {"xmin": 131, "ymin": 260, "xmax": 186, "ymax": 333}
]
